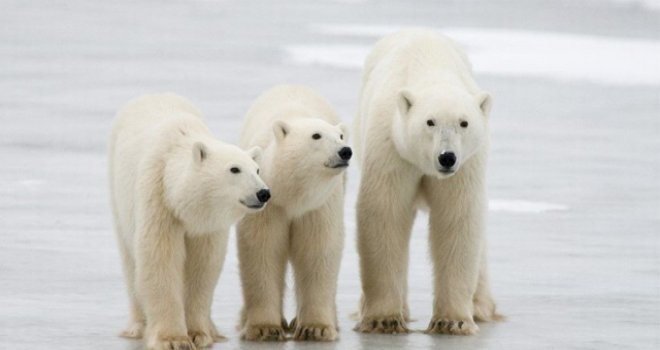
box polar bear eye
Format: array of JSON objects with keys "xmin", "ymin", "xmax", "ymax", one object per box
[
  {"xmin": 256, "ymin": 169, "xmax": 260, "ymax": 175},
  {"xmin": 460, "ymin": 120, "xmax": 469, "ymax": 128},
  {"xmin": 312, "ymin": 133, "xmax": 321, "ymax": 140},
  {"xmin": 340, "ymin": 134, "xmax": 344, "ymax": 140},
  {"xmin": 230, "ymin": 167, "xmax": 241, "ymax": 174},
  {"xmin": 426, "ymin": 119, "xmax": 435, "ymax": 127}
]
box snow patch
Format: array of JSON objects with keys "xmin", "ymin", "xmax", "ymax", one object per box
[
  {"xmin": 605, "ymin": 0, "xmax": 660, "ymax": 10},
  {"xmin": 286, "ymin": 25, "xmax": 660, "ymax": 86},
  {"xmin": 489, "ymin": 199, "xmax": 569, "ymax": 213}
]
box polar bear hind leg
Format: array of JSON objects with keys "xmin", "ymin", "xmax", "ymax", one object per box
[
  {"xmin": 473, "ymin": 248, "xmax": 503, "ymax": 322},
  {"xmin": 116, "ymin": 236, "xmax": 146, "ymax": 339}
]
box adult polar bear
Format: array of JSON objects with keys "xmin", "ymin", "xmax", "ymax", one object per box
[
  {"xmin": 354, "ymin": 29, "xmax": 500, "ymax": 335},
  {"xmin": 237, "ymin": 85, "xmax": 351, "ymax": 341},
  {"xmin": 109, "ymin": 93, "xmax": 270, "ymax": 350}
]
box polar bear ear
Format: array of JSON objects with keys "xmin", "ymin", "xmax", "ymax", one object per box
[
  {"xmin": 273, "ymin": 120, "xmax": 289, "ymax": 142},
  {"xmin": 397, "ymin": 89, "xmax": 414, "ymax": 117},
  {"xmin": 247, "ymin": 146, "xmax": 262, "ymax": 163},
  {"xmin": 192, "ymin": 142, "xmax": 208, "ymax": 164},
  {"xmin": 477, "ymin": 91, "xmax": 493, "ymax": 116},
  {"xmin": 336, "ymin": 123, "xmax": 349, "ymax": 140}
]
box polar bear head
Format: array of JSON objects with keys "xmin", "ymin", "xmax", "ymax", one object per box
[
  {"xmin": 271, "ymin": 118, "xmax": 352, "ymax": 174},
  {"xmin": 166, "ymin": 141, "xmax": 270, "ymax": 233},
  {"xmin": 261, "ymin": 117, "xmax": 350, "ymax": 215},
  {"xmin": 392, "ymin": 86, "xmax": 492, "ymax": 178}
]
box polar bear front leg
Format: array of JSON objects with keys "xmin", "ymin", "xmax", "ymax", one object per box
[
  {"xmin": 289, "ymin": 195, "xmax": 344, "ymax": 341},
  {"xmin": 237, "ymin": 209, "xmax": 289, "ymax": 341},
  {"xmin": 355, "ymin": 169, "xmax": 419, "ymax": 334},
  {"xmin": 184, "ymin": 233, "xmax": 229, "ymax": 348},
  {"xmin": 135, "ymin": 219, "xmax": 193, "ymax": 350},
  {"xmin": 423, "ymin": 176, "xmax": 485, "ymax": 336}
]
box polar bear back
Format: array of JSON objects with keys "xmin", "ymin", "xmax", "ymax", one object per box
[
  {"xmin": 111, "ymin": 93, "xmax": 205, "ymax": 142},
  {"xmin": 239, "ymin": 85, "xmax": 341, "ymax": 149},
  {"xmin": 110, "ymin": 93, "xmax": 211, "ymax": 180},
  {"xmin": 362, "ymin": 29, "xmax": 475, "ymax": 90}
]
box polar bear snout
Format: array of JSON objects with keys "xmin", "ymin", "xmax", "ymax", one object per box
[
  {"xmin": 438, "ymin": 151, "xmax": 456, "ymax": 169},
  {"xmin": 438, "ymin": 151, "xmax": 456, "ymax": 173},
  {"xmin": 338, "ymin": 146, "xmax": 353, "ymax": 161},
  {"xmin": 241, "ymin": 188, "xmax": 271, "ymax": 210},
  {"xmin": 256, "ymin": 189, "xmax": 271, "ymax": 203},
  {"xmin": 327, "ymin": 146, "xmax": 352, "ymax": 169}
]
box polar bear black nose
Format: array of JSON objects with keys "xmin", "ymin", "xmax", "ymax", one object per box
[
  {"xmin": 338, "ymin": 147, "xmax": 353, "ymax": 161},
  {"xmin": 438, "ymin": 152, "xmax": 456, "ymax": 168},
  {"xmin": 256, "ymin": 189, "xmax": 271, "ymax": 203}
]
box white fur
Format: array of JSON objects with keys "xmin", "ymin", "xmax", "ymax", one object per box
[
  {"xmin": 109, "ymin": 93, "xmax": 268, "ymax": 350},
  {"xmin": 354, "ymin": 29, "xmax": 501, "ymax": 336},
  {"xmin": 237, "ymin": 85, "xmax": 349, "ymax": 341}
]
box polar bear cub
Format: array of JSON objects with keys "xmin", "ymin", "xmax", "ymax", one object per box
[
  {"xmin": 237, "ymin": 85, "xmax": 350, "ymax": 342},
  {"xmin": 354, "ymin": 29, "xmax": 500, "ymax": 336},
  {"xmin": 109, "ymin": 93, "xmax": 270, "ymax": 350}
]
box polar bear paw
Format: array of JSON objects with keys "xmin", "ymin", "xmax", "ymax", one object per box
[
  {"xmin": 354, "ymin": 315, "xmax": 408, "ymax": 334},
  {"xmin": 473, "ymin": 297, "xmax": 504, "ymax": 322},
  {"xmin": 148, "ymin": 335, "xmax": 196, "ymax": 350},
  {"xmin": 281, "ymin": 317, "xmax": 293, "ymax": 332},
  {"xmin": 292, "ymin": 323, "xmax": 338, "ymax": 341},
  {"xmin": 187, "ymin": 319, "xmax": 227, "ymax": 347},
  {"xmin": 188, "ymin": 330, "xmax": 223, "ymax": 348},
  {"xmin": 286, "ymin": 317, "xmax": 297, "ymax": 333},
  {"xmin": 241, "ymin": 324, "xmax": 287, "ymax": 341},
  {"xmin": 426, "ymin": 318, "xmax": 478, "ymax": 335},
  {"xmin": 208, "ymin": 325, "xmax": 228, "ymax": 342},
  {"xmin": 120, "ymin": 320, "xmax": 145, "ymax": 339}
]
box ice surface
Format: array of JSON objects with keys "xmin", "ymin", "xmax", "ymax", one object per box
[
  {"xmin": 1, "ymin": 1, "xmax": 658, "ymax": 350},
  {"xmin": 489, "ymin": 200, "xmax": 568, "ymax": 214}
]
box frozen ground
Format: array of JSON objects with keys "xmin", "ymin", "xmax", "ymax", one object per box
[{"xmin": 1, "ymin": 1, "xmax": 659, "ymax": 349}]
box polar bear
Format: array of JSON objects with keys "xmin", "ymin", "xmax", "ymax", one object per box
[
  {"xmin": 354, "ymin": 29, "xmax": 500, "ymax": 336},
  {"xmin": 237, "ymin": 85, "xmax": 350, "ymax": 342},
  {"xmin": 109, "ymin": 93, "xmax": 270, "ymax": 350}
]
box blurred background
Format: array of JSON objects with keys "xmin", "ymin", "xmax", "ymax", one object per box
[{"xmin": 0, "ymin": 0, "xmax": 658, "ymax": 349}]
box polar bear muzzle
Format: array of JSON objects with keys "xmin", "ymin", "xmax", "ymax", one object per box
[
  {"xmin": 326, "ymin": 146, "xmax": 352, "ymax": 169},
  {"xmin": 240, "ymin": 188, "xmax": 271, "ymax": 210}
]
